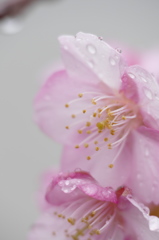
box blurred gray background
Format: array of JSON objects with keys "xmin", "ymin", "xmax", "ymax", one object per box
[{"xmin": 0, "ymin": 0, "xmax": 159, "ymax": 239}]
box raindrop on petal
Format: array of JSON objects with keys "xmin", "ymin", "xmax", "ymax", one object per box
[
  {"xmin": 128, "ymin": 73, "xmax": 135, "ymax": 79},
  {"xmin": 59, "ymin": 180, "xmax": 76, "ymax": 193},
  {"xmin": 144, "ymin": 87, "xmax": 153, "ymax": 100},
  {"xmin": 109, "ymin": 57, "xmax": 116, "ymax": 66},
  {"xmin": 87, "ymin": 44, "xmax": 96, "ymax": 54}
]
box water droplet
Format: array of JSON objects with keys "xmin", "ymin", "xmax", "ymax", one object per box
[
  {"xmin": 82, "ymin": 184, "xmax": 97, "ymax": 195},
  {"xmin": 0, "ymin": 17, "xmax": 23, "ymax": 35},
  {"xmin": 87, "ymin": 60, "xmax": 94, "ymax": 68},
  {"xmin": 140, "ymin": 76, "xmax": 147, "ymax": 82},
  {"xmin": 87, "ymin": 44, "xmax": 96, "ymax": 54},
  {"xmin": 144, "ymin": 87, "xmax": 153, "ymax": 100},
  {"xmin": 116, "ymin": 48, "xmax": 122, "ymax": 53},
  {"xmin": 128, "ymin": 73, "xmax": 135, "ymax": 79},
  {"xmin": 59, "ymin": 180, "xmax": 76, "ymax": 193},
  {"xmin": 109, "ymin": 57, "xmax": 116, "ymax": 66}
]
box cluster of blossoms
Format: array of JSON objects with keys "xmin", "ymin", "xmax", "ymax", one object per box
[{"xmin": 29, "ymin": 32, "xmax": 159, "ymax": 240}]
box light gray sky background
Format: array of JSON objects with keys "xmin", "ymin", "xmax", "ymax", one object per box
[{"xmin": 1, "ymin": 0, "xmax": 159, "ymax": 239}]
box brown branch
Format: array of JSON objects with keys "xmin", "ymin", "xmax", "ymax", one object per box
[{"xmin": 0, "ymin": 0, "xmax": 40, "ymax": 19}]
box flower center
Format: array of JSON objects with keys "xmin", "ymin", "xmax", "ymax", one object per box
[
  {"xmin": 54, "ymin": 197, "xmax": 115, "ymax": 240},
  {"xmin": 65, "ymin": 91, "xmax": 141, "ymax": 167}
]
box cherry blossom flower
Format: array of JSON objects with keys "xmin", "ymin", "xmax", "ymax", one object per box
[
  {"xmin": 34, "ymin": 32, "xmax": 159, "ymax": 203},
  {"xmin": 28, "ymin": 171, "xmax": 159, "ymax": 240}
]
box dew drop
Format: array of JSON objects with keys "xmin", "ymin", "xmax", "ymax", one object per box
[
  {"xmin": 82, "ymin": 184, "xmax": 97, "ymax": 195},
  {"xmin": 88, "ymin": 60, "xmax": 94, "ymax": 68},
  {"xmin": 87, "ymin": 44, "xmax": 96, "ymax": 54},
  {"xmin": 59, "ymin": 180, "xmax": 76, "ymax": 193},
  {"xmin": 128, "ymin": 73, "xmax": 135, "ymax": 79},
  {"xmin": 109, "ymin": 57, "xmax": 116, "ymax": 66},
  {"xmin": 144, "ymin": 87, "xmax": 153, "ymax": 100},
  {"xmin": 140, "ymin": 76, "xmax": 147, "ymax": 82},
  {"xmin": 0, "ymin": 17, "xmax": 23, "ymax": 35},
  {"xmin": 116, "ymin": 48, "xmax": 122, "ymax": 53}
]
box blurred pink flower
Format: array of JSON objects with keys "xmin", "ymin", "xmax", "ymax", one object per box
[
  {"xmin": 34, "ymin": 32, "xmax": 159, "ymax": 203},
  {"xmin": 28, "ymin": 171, "xmax": 159, "ymax": 240}
]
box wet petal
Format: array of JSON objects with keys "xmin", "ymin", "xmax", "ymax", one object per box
[
  {"xmin": 59, "ymin": 32, "xmax": 126, "ymax": 90},
  {"xmin": 121, "ymin": 195, "xmax": 159, "ymax": 239},
  {"xmin": 123, "ymin": 65, "xmax": 159, "ymax": 129},
  {"xmin": 127, "ymin": 127, "xmax": 159, "ymax": 204},
  {"xmin": 34, "ymin": 69, "xmax": 113, "ymax": 144},
  {"xmin": 46, "ymin": 171, "xmax": 117, "ymax": 205}
]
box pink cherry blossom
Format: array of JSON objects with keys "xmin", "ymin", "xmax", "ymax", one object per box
[
  {"xmin": 34, "ymin": 32, "xmax": 159, "ymax": 204},
  {"xmin": 28, "ymin": 171, "xmax": 159, "ymax": 240}
]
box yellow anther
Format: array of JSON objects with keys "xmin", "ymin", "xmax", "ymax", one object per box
[
  {"xmin": 108, "ymin": 143, "xmax": 112, "ymax": 149},
  {"xmin": 95, "ymin": 230, "xmax": 100, "ymax": 235},
  {"xmin": 86, "ymin": 130, "xmax": 91, "ymax": 134},
  {"xmin": 98, "ymin": 113, "xmax": 101, "ymax": 118},
  {"xmin": 58, "ymin": 214, "xmax": 62, "ymax": 218},
  {"xmin": 87, "ymin": 156, "xmax": 91, "ymax": 160},
  {"xmin": 109, "ymin": 164, "xmax": 114, "ymax": 168},
  {"xmin": 86, "ymin": 122, "xmax": 91, "ymax": 127},
  {"xmin": 110, "ymin": 129, "xmax": 115, "ymax": 135},
  {"xmin": 104, "ymin": 138, "xmax": 108, "ymax": 142},
  {"xmin": 78, "ymin": 93, "xmax": 83, "ymax": 98},
  {"xmin": 65, "ymin": 104, "xmax": 69, "ymax": 108},
  {"xmin": 65, "ymin": 126, "xmax": 69, "ymax": 129},
  {"xmin": 91, "ymin": 99, "xmax": 97, "ymax": 105},
  {"xmin": 122, "ymin": 115, "xmax": 126, "ymax": 120},
  {"xmin": 78, "ymin": 130, "xmax": 83, "ymax": 134},
  {"xmin": 90, "ymin": 211, "xmax": 96, "ymax": 217},
  {"xmin": 93, "ymin": 112, "xmax": 97, "ymax": 117},
  {"xmin": 96, "ymin": 122, "xmax": 105, "ymax": 130},
  {"xmin": 75, "ymin": 145, "xmax": 80, "ymax": 148},
  {"xmin": 94, "ymin": 141, "xmax": 98, "ymax": 144},
  {"xmin": 98, "ymin": 108, "xmax": 102, "ymax": 113},
  {"xmin": 71, "ymin": 114, "xmax": 76, "ymax": 118},
  {"xmin": 95, "ymin": 147, "xmax": 100, "ymax": 151},
  {"xmin": 88, "ymin": 225, "xmax": 92, "ymax": 229},
  {"xmin": 67, "ymin": 218, "xmax": 76, "ymax": 225},
  {"xmin": 84, "ymin": 143, "xmax": 89, "ymax": 148},
  {"xmin": 83, "ymin": 110, "xmax": 86, "ymax": 113},
  {"xmin": 98, "ymin": 130, "xmax": 102, "ymax": 133}
]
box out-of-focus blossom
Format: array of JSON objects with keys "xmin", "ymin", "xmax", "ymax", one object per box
[
  {"xmin": 28, "ymin": 171, "xmax": 159, "ymax": 240},
  {"xmin": 34, "ymin": 32, "xmax": 159, "ymax": 203}
]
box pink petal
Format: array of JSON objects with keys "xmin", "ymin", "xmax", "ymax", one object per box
[
  {"xmin": 139, "ymin": 51, "xmax": 159, "ymax": 81},
  {"xmin": 46, "ymin": 171, "xmax": 117, "ymax": 205},
  {"xmin": 123, "ymin": 65, "xmax": 159, "ymax": 129},
  {"xmin": 34, "ymin": 69, "xmax": 109, "ymax": 143},
  {"xmin": 60, "ymin": 143, "xmax": 131, "ymax": 190},
  {"xmin": 121, "ymin": 195, "xmax": 159, "ymax": 239},
  {"xmin": 59, "ymin": 32, "xmax": 126, "ymax": 90},
  {"xmin": 127, "ymin": 127, "xmax": 159, "ymax": 204}
]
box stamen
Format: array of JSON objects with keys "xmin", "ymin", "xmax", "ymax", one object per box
[
  {"xmin": 87, "ymin": 156, "xmax": 91, "ymax": 160},
  {"xmin": 65, "ymin": 126, "xmax": 69, "ymax": 129},
  {"xmin": 83, "ymin": 110, "xmax": 86, "ymax": 113},
  {"xmin": 78, "ymin": 93, "xmax": 83, "ymax": 98},
  {"xmin": 78, "ymin": 130, "xmax": 83, "ymax": 134},
  {"xmin": 84, "ymin": 143, "xmax": 89, "ymax": 148},
  {"xmin": 72, "ymin": 114, "xmax": 76, "ymax": 118},
  {"xmin": 65, "ymin": 104, "xmax": 69, "ymax": 108}
]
